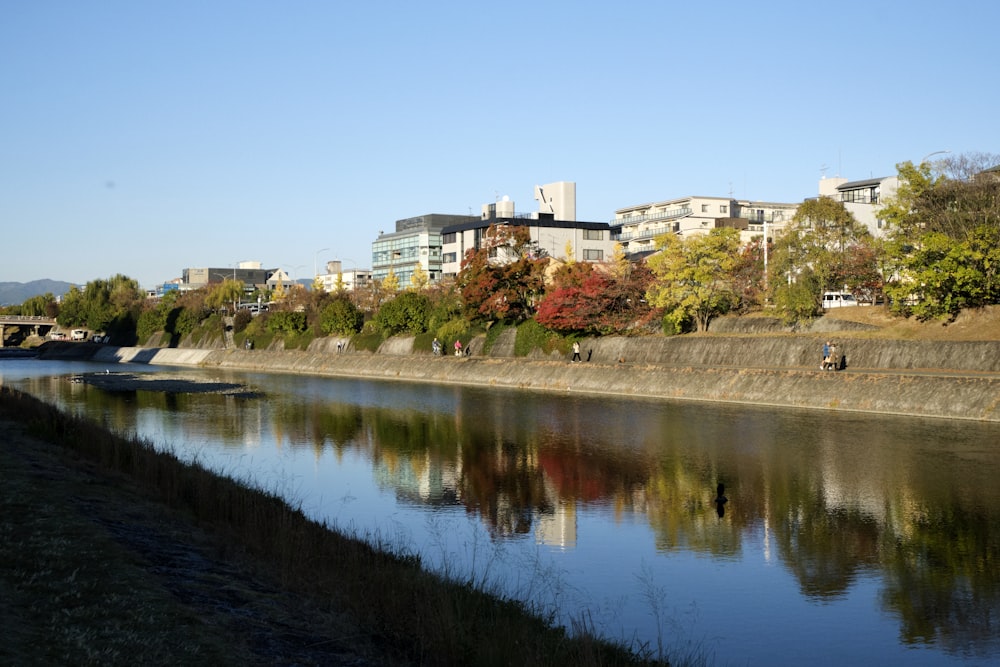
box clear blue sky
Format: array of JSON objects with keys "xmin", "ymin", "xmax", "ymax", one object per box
[{"xmin": 2, "ymin": 1, "xmax": 996, "ymax": 288}]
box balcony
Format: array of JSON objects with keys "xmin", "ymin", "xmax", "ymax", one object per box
[
  {"xmin": 611, "ymin": 206, "xmax": 691, "ymax": 228},
  {"xmin": 613, "ymin": 221, "xmax": 680, "ymax": 242}
]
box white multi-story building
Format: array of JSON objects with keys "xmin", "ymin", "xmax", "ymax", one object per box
[
  {"xmin": 817, "ymin": 175, "xmax": 898, "ymax": 237},
  {"xmin": 315, "ymin": 260, "xmax": 373, "ymax": 293},
  {"xmin": 440, "ymin": 182, "xmax": 615, "ymax": 277},
  {"xmin": 611, "ymin": 196, "xmax": 799, "ymax": 256}
]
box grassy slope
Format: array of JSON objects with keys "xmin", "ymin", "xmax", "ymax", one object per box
[
  {"xmin": 816, "ymin": 304, "xmax": 1000, "ymax": 341},
  {"xmin": 0, "ymin": 389, "xmax": 667, "ymax": 667}
]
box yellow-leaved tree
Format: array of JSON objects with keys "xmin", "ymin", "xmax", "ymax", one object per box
[
  {"xmin": 645, "ymin": 228, "xmax": 741, "ymax": 333},
  {"xmin": 409, "ymin": 263, "xmax": 429, "ymax": 290}
]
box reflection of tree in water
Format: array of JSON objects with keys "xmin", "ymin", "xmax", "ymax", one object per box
[
  {"xmin": 879, "ymin": 503, "xmax": 1000, "ymax": 659},
  {"xmin": 773, "ymin": 504, "xmax": 881, "ymax": 600},
  {"xmin": 459, "ymin": 435, "xmax": 550, "ymax": 537}
]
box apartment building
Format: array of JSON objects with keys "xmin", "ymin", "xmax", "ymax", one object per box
[
  {"xmin": 612, "ymin": 196, "xmax": 798, "ymax": 256},
  {"xmin": 818, "ymin": 175, "xmax": 898, "ymax": 237},
  {"xmin": 315, "ymin": 260, "xmax": 373, "ymax": 293}
]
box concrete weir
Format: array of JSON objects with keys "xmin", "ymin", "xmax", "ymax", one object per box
[{"xmin": 37, "ymin": 337, "xmax": 1000, "ymax": 422}]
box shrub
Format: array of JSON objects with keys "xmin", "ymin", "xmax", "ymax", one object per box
[
  {"xmin": 352, "ymin": 331, "xmax": 385, "ymax": 353},
  {"xmin": 319, "ymin": 297, "xmax": 364, "ymax": 336},
  {"xmin": 266, "ymin": 311, "xmax": 307, "ymax": 335},
  {"xmin": 136, "ymin": 307, "xmax": 166, "ymax": 343},
  {"xmin": 435, "ymin": 316, "xmax": 470, "ymax": 344},
  {"xmin": 514, "ymin": 319, "xmax": 565, "ymax": 357},
  {"xmin": 661, "ymin": 308, "xmax": 689, "ymax": 336},
  {"xmin": 233, "ymin": 309, "xmax": 252, "ymax": 334},
  {"xmin": 374, "ymin": 292, "xmax": 431, "ymax": 336}
]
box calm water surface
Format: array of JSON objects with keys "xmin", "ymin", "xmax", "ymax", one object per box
[{"xmin": 4, "ymin": 358, "xmax": 999, "ymax": 666}]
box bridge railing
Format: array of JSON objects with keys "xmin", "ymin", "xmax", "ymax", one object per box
[{"xmin": 0, "ymin": 316, "xmax": 57, "ymax": 323}]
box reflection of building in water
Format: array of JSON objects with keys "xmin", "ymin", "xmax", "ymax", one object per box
[
  {"xmin": 535, "ymin": 499, "xmax": 577, "ymax": 549},
  {"xmin": 372, "ymin": 451, "xmax": 462, "ymax": 506},
  {"xmin": 818, "ymin": 433, "xmax": 888, "ymax": 526}
]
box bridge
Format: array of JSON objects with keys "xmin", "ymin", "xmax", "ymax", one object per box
[{"xmin": 0, "ymin": 315, "xmax": 58, "ymax": 347}]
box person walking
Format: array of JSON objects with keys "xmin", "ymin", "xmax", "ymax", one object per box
[
  {"xmin": 571, "ymin": 341, "xmax": 581, "ymax": 362},
  {"xmin": 822, "ymin": 341, "xmax": 831, "ymax": 370},
  {"xmin": 454, "ymin": 339, "xmax": 463, "ymax": 357}
]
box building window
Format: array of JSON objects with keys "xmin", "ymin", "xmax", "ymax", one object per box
[
  {"xmin": 442, "ymin": 232, "xmax": 456, "ymax": 243},
  {"xmin": 583, "ymin": 249, "xmax": 604, "ymax": 261},
  {"xmin": 582, "ymin": 229, "xmax": 603, "ymax": 240},
  {"xmin": 701, "ymin": 204, "xmax": 709, "ymax": 212},
  {"xmin": 720, "ymin": 205, "xmax": 728, "ymax": 214},
  {"xmin": 442, "ymin": 252, "xmax": 457, "ymax": 263}
]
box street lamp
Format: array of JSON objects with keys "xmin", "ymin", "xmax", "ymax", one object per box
[
  {"xmin": 920, "ymin": 150, "xmax": 950, "ymax": 164},
  {"xmin": 284, "ymin": 264, "xmax": 305, "ymax": 284},
  {"xmin": 314, "ymin": 247, "xmax": 329, "ymax": 281},
  {"xmin": 211, "ymin": 273, "xmax": 239, "ymax": 314},
  {"xmin": 919, "ymin": 150, "xmax": 951, "ymax": 173}
]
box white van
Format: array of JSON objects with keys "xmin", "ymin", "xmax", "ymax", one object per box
[
  {"xmin": 822, "ymin": 292, "xmax": 858, "ymax": 309},
  {"xmin": 70, "ymin": 329, "xmax": 87, "ymax": 341}
]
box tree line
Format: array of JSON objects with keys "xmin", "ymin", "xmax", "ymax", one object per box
[{"xmin": 5, "ymin": 151, "xmax": 998, "ymax": 348}]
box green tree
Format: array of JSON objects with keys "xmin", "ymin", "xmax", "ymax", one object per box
[
  {"xmin": 19, "ymin": 293, "xmax": 58, "ymax": 317},
  {"xmin": 884, "ymin": 227, "xmax": 1000, "ymax": 320},
  {"xmin": 878, "ymin": 160, "xmax": 941, "ymax": 239},
  {"xmin": 374, "ymin": 291, "xmax": 431, "ymax": 335},
  {"xmin": 785, "ymin": 197, "xmax": 870, "ymax": 294},
  {"xmin": 879, "ymin": 153, "xmax": 1000, "ymax": 318},
  {"xmin": 645, "ymin": 228, "xmax": 741, "ymax": 333},
  {"xmin": 319, "ymin": 295, "xmax": 364, "ymax": 336},
  {"xmin": 425, "ymin": 280, "xmax": 463, "ymax": 333},
  {"xmin": 771, "ymin": 272, "xmax": 821, "ymax": 325},
  {"xmin": 206, "ymin": 279, "xmax": 244, "ymax": 314},
  {"xmin": 57, "ymin": 274, "xmax": 144, "ymax": 336},
  {"xmin": 266, "ymin": 311, "xmax": 308, "ymax": 335},
  {"xmin": 136, "ymin": 291, "xmax": 180, "ymax": 341}
]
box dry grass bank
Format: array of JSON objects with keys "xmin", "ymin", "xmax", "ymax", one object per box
[{"xmin": 818, "ymin": 304, "xmax": 1000, "ymax": 341}]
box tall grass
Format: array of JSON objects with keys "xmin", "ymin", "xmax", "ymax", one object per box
[{"xmin": 0, "ymin": 386, "xmax": 669, "ymax": 666}]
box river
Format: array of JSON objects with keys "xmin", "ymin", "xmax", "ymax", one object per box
[{"xmin": 3, "ymin": 357, "xmax": 999, "ymax": 666}]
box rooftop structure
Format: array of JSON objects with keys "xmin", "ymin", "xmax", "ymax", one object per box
[{"xmin": 439, "ymin": 182, "xmax": 614, "ymax": 277}]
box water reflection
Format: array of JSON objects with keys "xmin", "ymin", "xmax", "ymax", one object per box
[{"xmin": 8, "ymin": 364, "xmax": 1000, "ymax": 663}]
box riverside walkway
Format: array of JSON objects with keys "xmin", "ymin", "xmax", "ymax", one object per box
[{"xmin": 36, "ymin": 338, "xmax": 1000, "ymax": 422}]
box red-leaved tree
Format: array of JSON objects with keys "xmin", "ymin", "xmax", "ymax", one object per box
[
  {"xmin": 536, "ymin": 254, "xmax": 653, "ymax": 334},
  {"xmin": 458, "ymin": 224, "xmax": 547, "ymax": 323}
]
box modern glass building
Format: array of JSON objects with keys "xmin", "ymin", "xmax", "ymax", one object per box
[{"xmin": 371, "ymin": 214, "xmax": 476, "ymax": 286}]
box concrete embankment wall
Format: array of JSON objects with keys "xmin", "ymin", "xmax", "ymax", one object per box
[
  {"xmin": 36, "ymin": 338, "xmax": 1000, "ymax": 421},
  {"xmin": 577, "ymin": 336, "xmax": 1000, "ymax": 372}
]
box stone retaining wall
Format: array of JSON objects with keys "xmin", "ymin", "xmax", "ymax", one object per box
[{"xmin": 36, "ymin": 338, "xmax": 1000, "ymax": 422}]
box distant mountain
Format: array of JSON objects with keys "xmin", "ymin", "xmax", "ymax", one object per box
[{"xmin": 0, "ymin": 280, "xmax": 76, "ymax": 306}]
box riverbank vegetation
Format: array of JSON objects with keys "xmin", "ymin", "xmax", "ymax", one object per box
[
  {"xmin": 0, "ymin": 386, "xmax": 672, "ymax": 666},
  {"xmin": 4, "ymin": 151, "xmax": 999, "ymax": 352}
]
